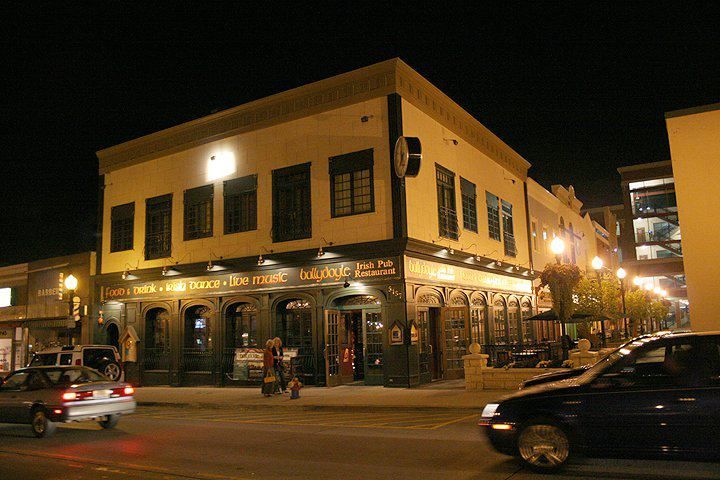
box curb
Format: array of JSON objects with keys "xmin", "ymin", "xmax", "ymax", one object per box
[{"xmin": 137, "ymin": 401, "xmax": 484, "ymax": 413}]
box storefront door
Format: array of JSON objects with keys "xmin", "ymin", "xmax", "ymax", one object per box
[
  {"xmin": 324, "ymin": 309, "xmax": 343, "ymax": 387},
  {"xmin": 441, "ymin": 307, "xmax": 470, "ymax": 380}
]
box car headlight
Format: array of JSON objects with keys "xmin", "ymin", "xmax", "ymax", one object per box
[{"xmin": 481, "ymin": 403, "xmax": 500, "ymax": 418}]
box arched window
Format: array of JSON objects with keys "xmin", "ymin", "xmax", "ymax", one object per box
[
  {"xmin": 145, "ymin": 308, "xmax": 170, "ymax": 350},
  {"xmin": 521, "ymin": 300, "xmax": 534, "ymax": 343},
  {"xmin": 493, "ymin": 300, "xmax": 507, "ymax": 344},
  {"xmin": 185, "ymin": 305, "xmax": 213, "ymax": 351},
  {"xmin": 226, "ymin": 303, "xmax": 258, "ymax": 348},
  {"xmin": 276, "ymin": 298, "xmax": 314, "ymax": 383},
  {"xmin": 508, "ymin": 300, "xmax": 519, "ymax": 343},
  {"xmin": 470, "ymin": 296, "xmax": 487, "ymax": 345}
]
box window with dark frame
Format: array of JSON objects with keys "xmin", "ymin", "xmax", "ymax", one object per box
[
  {"xmin": 184, "ymin": 185, "xmax": 213, "ymax": 241},
  {"xmin": 272, "ymin": 163, "xmax": 311, "ymax": 242},
  {"xmin": 486, "ymin": 192, "xmax": 501, "ymax": 241},
  {"xmin": 329, "ymin": 149, "xmax": 374, "ymax": 217},
  {"xmin": 502, "ymin": 199, "xmax": 516, "ymax": 257},
  {"xmin": 224, "ymin": 175, "xmax": 257, "ymax": 234},
  {"xmin": 436, "ymin": 165, "xmax": 459, "ymax": 240},
  {"xmin": 110, "ymin": 202, "xmax": 134, "ymax": 252},
  {"xmin": 460, "ymin": 177, "xmax": 478, "ymax": 232},
  {"xmin": 145, "ymin": 194, "xmax": 172, "ymax": 260}
]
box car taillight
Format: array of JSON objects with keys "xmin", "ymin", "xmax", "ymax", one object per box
[
  {"xmin": 111, "ymin": 385, "xmax": 135, "ymax": 397},
  {"xmin": 62, "ymin": 390, "xmax": 93, "ymax": 402},
  {"xmin": 62, "ymin": 392, "xmax": 77, "ymax": 401}
]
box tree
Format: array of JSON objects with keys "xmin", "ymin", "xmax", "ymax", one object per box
[
  {"xmin": 540, "ymin": 263, "xmax": 582, "ymax": 328},
  {"xmin": 649, "ymin": 300, "xmax": 670, "ymax": 331},
  {"xmin": 573, "ymin": 275, "xmax": 621, "ymax": 340},
  {"xmin": 624, "ymin": 289, "xmax": 650, "ymax": 336}
]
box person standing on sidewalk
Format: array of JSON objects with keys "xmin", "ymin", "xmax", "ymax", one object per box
[
  {"xmin": 261, "ymin": 339, "xmax": 276, "ymax": 397},
  {"xmin": 272, "ymin": 337, "xmax": 287, "ymax": 394}
]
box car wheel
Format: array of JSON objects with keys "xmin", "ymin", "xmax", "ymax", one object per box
[
  {"xmin": 517, "ymin": 421, "xmax": 571, "ymax": 472},
  {"xmin": 102, "ymin": 361, "xmax": 122, "ymax": 381},
  {"xmin": 31, "ymin": 409, "xmax": 57, "ymax": 438},
  {"xmin": 99, "ymin": 414, "xmax": 120, "ymax": 429}
]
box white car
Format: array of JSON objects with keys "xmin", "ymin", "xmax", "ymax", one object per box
[
  {"xmin": 0, "ymin": 366, "xmax": 136, "ymax": 437},
  {"xmin": 30, "ymin": 345, "xmax": 123, "ymax": 381}
]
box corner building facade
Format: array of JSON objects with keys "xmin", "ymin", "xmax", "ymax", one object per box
[{"xmin": 94, "ymin": 59, "xmax": 543, "ymax": 387}]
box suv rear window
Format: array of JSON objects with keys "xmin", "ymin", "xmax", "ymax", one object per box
[
  {"xmin": 83, "ymin": 348, "xmax": 115, "ymax": 368},
  {"xmin": 30, "ymin": 353, "xmax": 58, "ymax": 366}
]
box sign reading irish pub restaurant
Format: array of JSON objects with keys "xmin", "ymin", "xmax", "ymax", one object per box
[
  {"xmin": 102, "ymin": 257, "xmax": 400, "ymax": 301},
  {"xmin": 404, "ymin": 257, "xmax": 532, "ymax": 294}
]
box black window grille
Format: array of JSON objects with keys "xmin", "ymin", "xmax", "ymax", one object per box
[
  {"xmin": 436, "ymin": 165, "xmax": 458, "ymax": 240},
  {"xmin": 502, "ymin": 199, "xmax": 516, "ymax": 257},
  {"xmin": 460, "ymin": 177, "xmax": 477, "ymax": 232},
  {"xmin": 145, "ymin": 194, "xmax": 172, "ymax": 260},
  {"xmin": 224, "ymin": 175, "xmax": 257, "ymax": 234},
  {"xmin": 486, "ymin": 192, "xmax": 501, "ymax": 241},
  {"xmin": 329, "ymin": 149, "xmax": 374, "ymax": 217},
  {"xmin": 110, "ymin": 202, "xmax": 134, "ymax": 252},
  {"xmin": 184, "ymin": 185, "xmax": 213, "ymax": 241},
  {"xmin": 272, "ymin": 163, "xmax": 311, "ymax": 242}
]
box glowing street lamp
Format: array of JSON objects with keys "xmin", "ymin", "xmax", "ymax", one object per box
[
  {"xmin": 550, "ymin": 237, "xmax": 565, "ymax": 264},
  {"xmin": 64, "ymin": 274, "xmax": 78, "ymax": 291},
  {"xmin": 591, "ymin": 256, "xmax": 603, "ymax": 271},
  {"xmin": 653, "ymin": 286, "xmax": 662, "ymax": 295},
  {"xmin": 616, "ymin": 268, "xmax": 627, "ymax": 280},
  {"xmin": 633, "ymin": 276, "xmax": 643, "ymax": 287},
  {"xmin": 644, "ymin": 283, "xmax": 654, "ymax": 292}
]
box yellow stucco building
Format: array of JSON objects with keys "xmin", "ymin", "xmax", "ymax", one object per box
[{"xmin": 666, "ymin": 103, "xmax": 720, "ymax": 332}]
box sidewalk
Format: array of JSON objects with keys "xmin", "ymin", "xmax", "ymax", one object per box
[{"xmin": 134, "ymin": 380, "xmax": 507, "ymax": 411}]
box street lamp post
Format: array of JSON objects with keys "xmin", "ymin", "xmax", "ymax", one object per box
[
  {"xmin": 64, "ymin": 274, "xmax": 79, "ymax": 345},
  {"xmin": 549, "ymin": 237, "xmax": 567, "ymax": 339},
  {"xmin": 591, "ymin": 256, "xmax": 607, "ymax": 347},
  {"xmin": 616, "ymin": 268, "xmax": 628, "ymax": 338}
]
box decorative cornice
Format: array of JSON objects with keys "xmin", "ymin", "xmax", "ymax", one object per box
[{"xmin": 97, "ymin": 58, "xmax": 531, "ymax": 179}]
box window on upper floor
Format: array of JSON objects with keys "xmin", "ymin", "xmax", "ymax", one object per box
[
  {"xmin": 184, "ymin": 184, "xmax": 214, "ymax": 241},
  {"xmin": 436, "ymin": 165, "xmax": 458, "ymax": 240},
  {"xmin": 502, "ymin": 199, "xmax": 516, "ymax": 257},
  {"xmin": 224, "ymin": 175, "xmax": 257, "ymax": 234},
  {"xmin": 486, "ymin": 192, "xmax": 501, "ymax": 241},
  {"xmin": 272, "ymin": 163, "xmax": 311, "ymax": 243},
  {"xmin": 460, "ymin": 177, "xmax": 478, "ymax": 233},
  {"xmin": 329, "ymin": 149, "xmax": 374, "ymax": 218},
  {"xmin": 110, "ymin": 202, "xmax": 134, "ymax": 252},
  {"xmin": 145, "ymin": 194, "xmax": 172, "ymax": 260}
]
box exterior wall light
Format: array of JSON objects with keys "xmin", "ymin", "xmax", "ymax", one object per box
[
  {"xmin": 64, "ymin": 274, "xmax": 78, "ymax": 291},
  {"xmin": 257, "ymin": 255, "xmax": 265, "ymax": 265}
]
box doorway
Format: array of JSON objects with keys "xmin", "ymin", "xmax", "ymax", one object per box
[
  {"xmin": 325, "ymin": 295, "xmax": 383, "ymax": 386},
  {"xmin": 106, "ymin": 323, "xmax": 120, "ymax": 351},
  {"xmin": 418, "ymin": 307, "xmax": 442, "ymax": 380}
]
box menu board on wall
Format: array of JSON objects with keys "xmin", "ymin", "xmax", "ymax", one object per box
[
  {"xmin": 404, "ymin": 257, "xmax": 533, "ymax": 294},
  {"xmin": 103, "ymin": 257, "xmax": 401, "ymax": 301}
]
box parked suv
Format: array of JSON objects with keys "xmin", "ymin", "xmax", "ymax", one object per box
[{"xmin": 29, "ymin": 345, "xmax": 123, "ymax": 381}]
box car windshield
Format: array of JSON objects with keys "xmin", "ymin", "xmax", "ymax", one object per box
[
  {"xmin": 30, "ymin": 353, "xmax": 58, "ymax": 366},
  {"xmin": 578, "ymin": 337, "xmax": 657, "ymax": 381},
  {"xmin": 41, "ymin": 368, "xmax": 108, "ymax": 386}
]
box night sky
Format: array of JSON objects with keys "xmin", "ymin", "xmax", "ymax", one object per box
[{"xmin": 2, "ymin": 4, "xmax": 718, "ymax": 266}]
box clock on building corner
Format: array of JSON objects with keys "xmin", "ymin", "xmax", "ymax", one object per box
[{"xmin": 393, "ymin": 136, "xmax": 422, "ymax": 178}]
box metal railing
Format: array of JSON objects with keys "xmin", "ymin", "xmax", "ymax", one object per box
[
  {"xmin": 143, "ymin": 348, "xmax": 170, "ymax": 371},
  {"xmin": 481, "ymin": 342, "xmax": 559, "ymax": 367},
  {"xmin": 181, "ymin": 348, "xmax": 215, "ymax": 373}
]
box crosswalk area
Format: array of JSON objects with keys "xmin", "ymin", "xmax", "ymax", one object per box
[{"xmin": 133, "ymin": 407, "xmax": 478, "ymax": 430}]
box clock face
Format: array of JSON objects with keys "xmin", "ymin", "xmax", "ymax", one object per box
[{"xmin": 394, "ymin": 137, "xmax": 409, "ymax": 178}]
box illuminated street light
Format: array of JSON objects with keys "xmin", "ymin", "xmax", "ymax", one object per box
[
  {"xmin": 64, "ymin": 274, "xmax": 78, "ymax": 291},
  {"xmin": 550, "ymin": 237, "xmax": 565, "ymax": 264},
  {"xmin": 591, "ymin": 256, "xmax": 603, "ymax": 271},
  {"xmin": 616, "ymin": 268, "xmax": 627, "ymax": 280},
  {"xmin": 633, "ymin": 276, "xmax": 643, "ymax": 287},
  {"xmin": 653, "ymin": 286, "xmax": 662, "ymax": 295},
  {"xmin": 644, "ymin": 283, "xmax": 653, "ymax": 291}
]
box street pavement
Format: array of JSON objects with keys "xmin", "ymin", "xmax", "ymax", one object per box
[{"xmin": 1, "ymin": 405, "xmax": 719, "ymax": 480}]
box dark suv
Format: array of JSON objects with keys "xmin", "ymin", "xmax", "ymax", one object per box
[
  {"xmin": 30, "ymin": 345, "xmax": 123, "ymax": 381},
  {"xmin": 479, "ymin": 331, "xmax": 720, "ymax": 472}
]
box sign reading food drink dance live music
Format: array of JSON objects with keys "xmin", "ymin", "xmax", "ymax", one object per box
[
  {"xmin": 102, "ymin": 257, "xmax": 400, "ymax": 301},
  {"xmin": 404, "ymin": 257, "xmax": 533, "ymax": 294}
]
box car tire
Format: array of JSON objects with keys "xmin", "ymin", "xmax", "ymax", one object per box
[
  {"xmin": 99, "ymin": 414, "xmax": 120, "ymax": 429},
  {"xmin": 31, "ymin": 409, "xmax": 57, "ymax": 438},
  {"xmin": 517, "ymin": 419, "xmax": 571, "ymax": 472},
  {"xmin": 101, "ymin": 361, "xmax": 122, "ymax": 381}
]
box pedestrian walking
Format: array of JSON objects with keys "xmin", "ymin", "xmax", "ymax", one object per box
[
  {"xmin": 272, "ymin": 337, "xmax": 287, "ymax": 394},
  {"xmin": 261, "ymin": 339, "xmax": 276, "ymax": 397}
]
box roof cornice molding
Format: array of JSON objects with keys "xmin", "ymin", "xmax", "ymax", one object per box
[{"xmin": 97, "ymin": 58, "xmax": 531, "ymax": 178}]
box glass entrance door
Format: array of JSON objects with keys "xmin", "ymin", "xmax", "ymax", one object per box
[
  {"xmin": 363, "ymin": 310, "xmax": 383, "ymax": 382},
  {"xmin": 442, "ymin": 307, "xmax": 470, "ymax": 380}
]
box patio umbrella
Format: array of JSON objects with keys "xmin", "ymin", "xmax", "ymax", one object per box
[{"xmin": 524, "ymin": 310, "xmax": 597, "ymax": 322}]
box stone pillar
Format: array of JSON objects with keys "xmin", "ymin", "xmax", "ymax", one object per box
[
  {"xmin": 569, "ymin": 338, "xmax": 599, "ymax": 367},
  {"xmin": 463, "ymin": 342, "xmax": 489, "ymax": 391}
]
